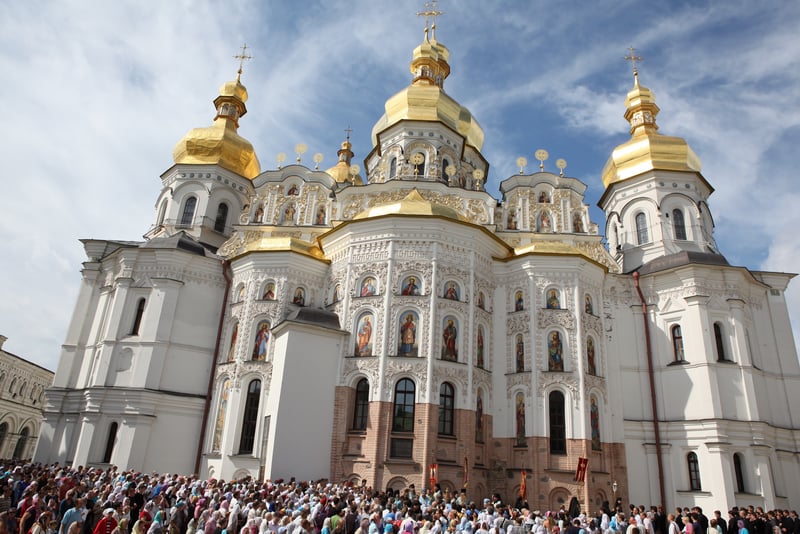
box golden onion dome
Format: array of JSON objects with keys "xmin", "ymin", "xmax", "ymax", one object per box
[
  {"xmin": 371, "ymin": 37, "xmax": 483, "ymax": 150},
  {"xmin": 602, "ymin": 76, "xmax": 701, "ymax": 188},
  {"xmin": 172, "ymin": 78, "xmax": 261, "ymax": 179},
  {"xmin": 354, "ymin": 188, "xmax": 466, "ymax": 221},
  {"xmin": 325, "ymin": 139, "xmax": 364, "ymax": 185}
]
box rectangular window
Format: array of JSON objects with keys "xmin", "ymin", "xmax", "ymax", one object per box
[{"xmin": 390, "ymin": 438, "xmax": 413, "ymax": 458}]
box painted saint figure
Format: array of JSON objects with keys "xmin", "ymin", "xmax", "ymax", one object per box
[
  {"xmin": 538, "ymin": 191, "xmax": 550, "ymax": 203},
  {"xmin": 590, "ymin": 397, "xmax": 601, "ymax": 451},
  {"xmin": 585, "ymin": 294, "xmax": 593, "ymax": 314},
  {"xmin": 361, "ymin": 277, "xmax": 376, "ymax": 297},
  {"xmin": 287, "ymin": 184, "xmax": 299, "ymax": 196},
  {"xmin": 254, "ymin": 205, "xmax": 264, "ymax": 223},
  {"xmin": 333, "ymin": 284, "xmax": 342, "ymax": 303},
  {"xmin": 475, "ymin": 391, "xmax": 484, "ymax": 443},
  {"xmin": 587, "ymin": 337, "xmax": 597, "ymax": 375},
  {"xmin": 539, "ymin": 212, "xmax": 551, "ymax": 232},
  {"xmin": 476, "ymin": 326, "xmax": 485, "ymax": 368},
  {"xmin": 548, "ymin": 331, "xmax": 564, "ymax": 371},
  {"xmin": 516, "ymin": 334, "xmax": 525, "ymax": 372},
  {"xmin": 507, "ymin": 208, "xmax": 518, "ymax": 230},
  {"xmin": 399, "ymin": 313, "xmax": 417, "ymax": 356},
  {"xmin": 441, "ymin": 318, "xmax": 458, "ymax": 361},
  {"xmin": 477, "ymin": 291, "xmax": 485, "ymax": 310},
  {"xmin": 212, "ymin": 380, "xmax": 231, "ymax": 452},
  {"xmin": 443, "ymin": 281, "xmax": 459, "ymax": 300},
  {"xmin": 252, "ymin": 321, "xmax": 270, "ymax": 361},
  {"xmin": 515, "ymin": 392, "xmax": 526, "ymax": 447},
  {"xmin": 355, "ymin": 315, "xmax": 373, "ymax": 356},
  {"xmin": 316, "ymin": 206, "xmax": 326, "ymax": 225},
  {"xmin": 293, "ymin": 287, "xmax": 305, "ymax": 306},
  {"xmin": 281, "ymin": 203, "xmax": 296, "ymax": 225},
  {"xmin": 573, "ymin": 212, "xmax": 584, "ymax": 233},
  {"xmin": 401, "ymin": 276, "xmax": 421, "ymax": 296},
  {"xmin": 262, "ymin": 282, "xmax": 275, "ymax": 300},
  {"xmin": 226, "ymin": 323, "xmax": 238, "ymax": 362},
  {"xmin": 515, "ymin": 290, "xmax": 524, "ymax": 311},
  {"xmin": 546, "ymin": 288, "xmax": 560, "ymax": 309}
]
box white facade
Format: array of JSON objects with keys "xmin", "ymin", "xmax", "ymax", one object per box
[{"xmin": 36, "ymin": 31, "xmax": 800, "ymax": 512}]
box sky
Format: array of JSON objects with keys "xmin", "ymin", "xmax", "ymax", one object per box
[{"xmin": 1, "ymin": 1, "xmax": 799, "ymax": 371}]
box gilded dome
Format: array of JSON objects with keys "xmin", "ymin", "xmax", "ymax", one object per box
[
  {"xmin": 172, "ymin": 79, "xmax": 261, "ymax": 179},
  {"xmin": 371, "ymin": 37, "xmax": 484, "ymax": 150},
  {"xmin": 354, "ymin": 189, "xmax": 466, "ymax": 221},
  {"xmin": 325, "ymin": 139, "xmax": 364, "ymax": 185},
  {"xmin": 602, "ymin": 77, "xmax": 701, "ymax": 188}
]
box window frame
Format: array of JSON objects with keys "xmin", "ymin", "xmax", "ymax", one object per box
[
  {"xmin": 549, "ymin": 391, "xmax": 567, "ymax": 455},
  {"xmin": 687, "ymin": 451, "xmax": 702, "ymax": 491},
  {"xmin": 238, "ymin": 379, "xmax": 261, "ymax": 454},
  {"xmin": 635, "ymin": 212, "xmax": 650, "ymax": 245},
  {"xmin": 438, "ymin": 382, "xmax": 455, "ymax": 436},
  {"xmin": 671, "ymin": 324, "xmax": 685, "ymax": 362},
  {"xmin": 179, "ymin": 196, "xmax": 197, "ymax": 226},
  {"xmin": 214, "ymin": 202, "xmax": 229, "ymax": 233},
  {"xmin": 352, "ymin": 379, "xmax": 369, "ymax": 431},
  {"xmin": 672, "ymin": 208, "xmax": 687, "ymax": 240},
  {"xmin": 392, "ymin": 378, "xmax": 416, "ymax": 433}
]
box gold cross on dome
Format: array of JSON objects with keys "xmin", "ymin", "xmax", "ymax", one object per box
[
  {"xmin": 234, "ymin": 43, "xmax": 253, "ymax": 82},
  {"xmin": 623, "ymin": 46, "xmax": 643, "ymax": 81},
  {"xmin": 417, "ymin": 1, "xmax": 444, "ymax": 40},
  {"xmin": 344, "ymin": 125, "xmax": 353, "ymax": 141}
]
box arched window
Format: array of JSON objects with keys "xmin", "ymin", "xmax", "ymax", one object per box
[
  {"xmin": 733, "ymin": 453, "xmax": 745, "ymax": 493},
  {"xmin": 671, "ymin": 325, "xmax": 685, "ymax": 362},
  {"xmin": 714, "ymin": 322, "xmax": 728, "ymax": 361},
  {"xmin": 0, "ymin": 422, "xmax": 7, "ymax": 452},
  {"xmin": 673, "ymin": 208, "xmax": 687, "ymax": 240},
  {"xmin": 214, "ymin": 203, "xmax": 229, "ymax": 233},
  {"xmin": 103, "ymin": 422, "xmax": 118, "ymax": 463},
  {"xmin": 12, "ymin": 427, "xmax": 29, "ymax": 460},
  {"xmin": 442, "ymin": 158, "xmax": 451, "ymax": 182},
  {"xmin": 635, "ymin": 212, "xmax": 649, "ymax": 245},
  {"xmin": 156, "ymin": 200, "xmax": 167, "ymax": 226},
  {"xmin": 549, "ymin": 391, "xmax": 566, "ymax": 455},
  {"xmin": 389, "ymin": 157, "xmax": 397, "ymax": 179},
  {"xmin": 179, "ymin": 197, "xmax": 197, "ymax": 226},
  {"xmin": 392, "ymin": 378, "xmax": 415, "ymax": 432},
  {"xmin": 238, "ymin": 379, "xmax": 261, "ymax": 454},
  {"xmin": 438, "ymin": 382, "xmax": 455, "ymax": 436},
  {"xmin": 130, "ymin": 298, "xmax": 146, "ymax": 335},
  {"xmin": 687, "ymin": 452, "xmax": 702, "ymax": 491},
  {"xmin": 352, "ymin": 379, "xmax": 369, "ymax": 431}
]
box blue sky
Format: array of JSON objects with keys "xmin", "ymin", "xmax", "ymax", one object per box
[{"xmin": 1, "ymin": 1, "xmax": 799, "ymax": 370}]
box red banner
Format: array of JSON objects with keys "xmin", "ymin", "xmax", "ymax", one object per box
[
  {"xmin": 574, "ymin": 457, "xmax": 588, "ymax": 482},
  {"xmin": 520, "ymin": 470, "xmax": 527, "ymax": 500},
  {"xmin": 429, "ymin": 463, "xmax": 438, "ymax": 488},
  {"xmin": 463, "ymin": 456, "xmax": 469, "ymax": 488}
]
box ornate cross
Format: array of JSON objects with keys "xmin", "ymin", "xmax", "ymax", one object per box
[
  {"xmin": 344, "ymin": 125, "xmax": 353, "ymax": 141},
  {"xmin": 417, "ymin": 1, "xmax": 444, "ymax": 39},
  {"xmin": 623, "ymin": 46, "xmax": 643, "ymax": 81},
  {"xmin": 234, "ymin": 43, "xmax": 253, "ymax": 82}
]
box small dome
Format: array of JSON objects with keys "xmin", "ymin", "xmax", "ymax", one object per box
[
  {"xmin": 371, "ymin": 36, "xmax": 483, "ymax": 151},
  {"xmin": 172, "ymin": 78, "xmax": 261, "ymax": 179},
  {"xmin": 602, "ymin": 79, "xmax": 701, "ymax": 188},
  {"xmin": 354, "ymin": 189, "xmax": 466, "ymax": 221},
  {"xmin": 325, "ymin": 140, "xmax": 363, "ymax": 185}
]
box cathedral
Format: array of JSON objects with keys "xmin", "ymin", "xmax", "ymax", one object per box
[{"xmin": 34, "ymin": 21, "xmax": 800, "ymax": 513}]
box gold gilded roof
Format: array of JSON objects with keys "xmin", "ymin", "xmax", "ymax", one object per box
[
  {"xmin": 172, "ymin": 79, "xmax": 261, "ymax": 179},
  {"xmin": 371, "ymin": 37, "xmax": 483, "ymax": 150},
  {"xmin": 325, "ymin": 139, "xmax": 364, "ymax": 185},
  {"xmin": 353, "ymin": 188, "xmax": 466, "ymax": 221},
  {"xmin": 513, "ymin": 241, "xmax": 584, "ymax": 257},
  {"xmin": 237, "ymin": 236, "xmax": 325, "ymax": 259},
  {"xmin": 602, "ymin": 78, "xmax": 701, "ymax": 188}
]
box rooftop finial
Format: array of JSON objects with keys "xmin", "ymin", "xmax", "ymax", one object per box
[
  {"xmin": 429, "ymin": 0, "xmax": 445, "ymax": 40},
  {"xmin": 417, "ymin": 2, "xmax": 431, "ymax": 41},
  {"xmin": 234, "ymin": 43, "xmax": 253, "ymax": 82},
  {"xmin": 344, "ymin": 125, "xmax": 353, "ymax": 142},
  {"xmin": 623, "ymin": 46, "xmax": 643, "ymax": 85}
]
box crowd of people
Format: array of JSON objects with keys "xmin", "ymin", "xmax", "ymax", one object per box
[{"xmin": 0, "ymin": 462, "xmax": 797, "ymax": 534}]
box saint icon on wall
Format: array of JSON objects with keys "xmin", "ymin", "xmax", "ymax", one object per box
[
  {"xmin": 361, "ymin": 277, "xmax": 377, "ymax": 297},
  {"xmin": 355, "ymin": 314, "xmax": 373, "ymax": 357},
  {"xmin": 441, "ymin": 317, "xmax": 458, "ymax": 361},
  {"xmin": 590, "ymin": 396, "xmax": 601, "ymax": 451},
  {"xmin": 293, "ymin": 287, "xmax": 305, "ymax": 306},
  {"xmin": 585, "ymin": 293, "xmax": 593, "ymax": 314},
  {"xmin": 262, "ymin": 282, "xmax": 276, "ymax": 301},
  {"xmin": 548, "ymin": 331, "xmax": 564, "ymax": 371},
  {"xmin": 443, "ymin": 281, "xmax": 459, "ymax": 300},
  {"xmin": 226, "ymin": 323, "xmax": 238, "ymax": 362},
  {"xmin": 587, "ymin": 337, "xmax": 597, "ymax": 376},
  {"xmin": 515, "ymin": 392, "xmax": 526, "ymax": 447},
  {"xmin": 477, "ymin": 291, "xmax": 485, "ymax": 310},
  {"xmin": 476, "ymin": 326, "xmax": 485, "ymax": 368},
  {"xmin": 252, "ymin": 320, "xmax": 270, "ymax": 361},
  {"xmin": 398, "ymin": 312, "xmax": 418, "ymax": 356},
  {"xmin": 514, "ymin": 290, "xmax": 524, "ymax": 311},
  {"xmin": 401, "ymin": 276, "xmax": 421, "ymax": 296},
  {"xmin": 546, "ymin": 289, "xmax": 560, "ymax": 309},
  {"xmin": 515, "ymin": 334, "xmax": 525, "ymax": 372}
]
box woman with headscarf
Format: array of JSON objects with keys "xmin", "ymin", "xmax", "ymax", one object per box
[
  {"xmin": 147, "ymin": 512, "xmax": 165, "ymax": 534},
  {"xmin": 735, "ymin": 522, "xmax": 748, "ymax": 534}
]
